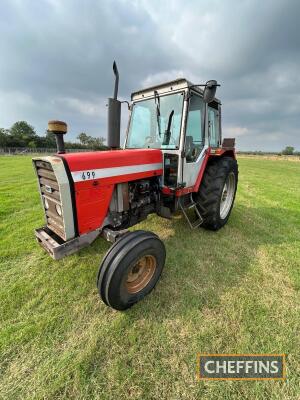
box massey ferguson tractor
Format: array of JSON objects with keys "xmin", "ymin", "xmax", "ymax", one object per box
[{"xmin": 33, "ymin": 62, "xmax": 238, "ymax": 310}]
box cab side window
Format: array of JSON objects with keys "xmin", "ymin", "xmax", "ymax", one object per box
[
  {"xmin": 185, "ymin": 94, "xmax": 204, "ymax": 163},
  {"xmin": 208, "ymin": 106, "xmax": 220, "ymax": 147}
]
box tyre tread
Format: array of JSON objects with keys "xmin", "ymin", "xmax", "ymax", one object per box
[{"xmin": 195, "ymin": 156, "xmax": 238, "ymax": 230}]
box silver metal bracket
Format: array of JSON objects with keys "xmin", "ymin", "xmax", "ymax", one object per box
[
  {"xmin": 35, "ymin": 225, "xmax": 129, "ymax": 260},
  {"xmin": 101, "ymin": 227, "xmax": 129, "ymax": 243},
  {"xmin": 179, "ymin": 194, "xmax": 203, "ymax": 229},
  {"xmin": 35, "ymin": 227, "xmax": 100, "ymax": 260}
]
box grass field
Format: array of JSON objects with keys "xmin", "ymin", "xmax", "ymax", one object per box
[{"xmin": 0, "ymin": 155, "xmax": 299, "ymax": 399}]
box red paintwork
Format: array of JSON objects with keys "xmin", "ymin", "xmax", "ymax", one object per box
[
  {"xmin": 192, "ymin": 149, "xmax": 211, "ymax": 193},
  {"xmin": 60, "ymin": 147, "xmax": 235, "ymax": 236},
  {"xmin": 75, "ymin": 184, "xmax": 115, "ymax": 235},
  {"xmin": 60, "ymin": 149, "xmax": 163, "ymax": 235},
  {"xmin": 61, "ymin": 148, "xmax": 162, "ymax": 172}
]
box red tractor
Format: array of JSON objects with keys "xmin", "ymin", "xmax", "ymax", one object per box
[{"xmin": 33, "ymin": 63, "xmax": 238, "ymax": 310}]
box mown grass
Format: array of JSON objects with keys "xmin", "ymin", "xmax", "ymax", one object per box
[{"xmin": 0, "ymin": 155, "xmax": 299, "ymax": 399}]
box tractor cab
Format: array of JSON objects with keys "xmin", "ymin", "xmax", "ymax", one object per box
[{"xmin": 125, "ymin": 78, "xmax": 223, "ymax": 190}]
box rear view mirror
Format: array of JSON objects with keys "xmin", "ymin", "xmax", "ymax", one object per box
[{"xmin": 203, "ymin": 80, "xmax": 218, "ymax": 103}]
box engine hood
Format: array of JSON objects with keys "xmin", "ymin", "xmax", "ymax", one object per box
[
  {"xmin": 33, "ymin": 149, "xmax": 164, "ymax": 238},
  {"xmin": 59, "ymin": 148, "xmax": 163, "ymax": 235},
  {"xmin": 60, "ymin": 148, "xmax": 163, "ymax": 173}
]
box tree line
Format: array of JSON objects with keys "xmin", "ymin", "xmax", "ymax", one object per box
[
  {"xmin": 0, "ymin": 121, "xmax": 298, "ymax": 155},
  {"xmin": 0, "ymin": 121, "xmax": 107, "ymax": 150},
  {"xmin": 281, "ymin": 146, "xmax": 299, "ymax": 155},
  {"xmin": 239, "ymin": 146, "xmax": 300, "ymax": 156}
]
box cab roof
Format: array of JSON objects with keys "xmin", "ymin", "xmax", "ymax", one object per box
[{"xmin": 131, "ymin": 78, "xmax": 221, "ymax": 104}]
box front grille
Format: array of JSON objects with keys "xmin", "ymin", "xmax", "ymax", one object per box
[{"xmin": 34, "ymin": 160, "xmax": 66, "ymax": 240}]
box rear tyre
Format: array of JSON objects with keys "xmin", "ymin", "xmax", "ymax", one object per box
[
  {"xmin": 194, "ymin": 156, "xmax": 238, "ymax": 230},
  {"xmin": 97, "ymin": 230, "xmax": 166, "ymax": 310}
]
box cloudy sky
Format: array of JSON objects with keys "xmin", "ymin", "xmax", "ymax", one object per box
[{"xmin": 0, "ymin": 0, "xmax": 299, "ymax": 151}]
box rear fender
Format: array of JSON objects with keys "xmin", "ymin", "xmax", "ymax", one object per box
[
  {"xmin": 193, "ymin": 148, "xmax": 236, "ymax": 192},
  {"xmin": 163, "ymin": 147, "xmax": 236, "ymax": 197}
]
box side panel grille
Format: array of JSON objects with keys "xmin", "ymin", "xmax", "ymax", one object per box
[{"xmin": 35, "ymin": 160, "xmax": 66, "ymax": 240}]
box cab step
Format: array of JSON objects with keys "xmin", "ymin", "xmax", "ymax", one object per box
[{"xmin": 179, "ymin": 195, "xmax": 203, "ymax": 229}]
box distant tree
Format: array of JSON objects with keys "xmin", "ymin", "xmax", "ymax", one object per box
[
  {"xmin": 77, "ymin": 132, "xmax": 90, "ymax": 146},
  {"xmin": 88, "ymin": 137, "xmax": 106, "ymax": 150},
  {"xmin": 77, "ymin": 132, "xmax": 106, "ymax": 149},
  {"xmin": 0, "ymin": 128, "xmax": 9, "ymax": 147},
  {"xmin": 64, "ymin": 141, "xmax": 86, "ymax": 149},
  {"xmin": 44, "ymin": 130, "xmax": 57, "ymax": 148},
  {"xmin": 96, "ymin": 136, "xmax": 106, "ymax": 146},
  {"xmin": 282, "ymin": 146, "xmax": 295, "ymax": 155},
  {"xmin": 1, "ymin": 122, "xmax": 107, "ymax": 150},
  {"xmin": 28, "ymin": 140, "xmax": 37, "ymax": 148},
  {"xmin": 10, "ymin": 121, "xmax": 37, "ymax": 147}
]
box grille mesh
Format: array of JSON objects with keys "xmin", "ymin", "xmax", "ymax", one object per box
[{"xmin": 35, "ymin": 160, "xmax": 66, "ymax": 240}]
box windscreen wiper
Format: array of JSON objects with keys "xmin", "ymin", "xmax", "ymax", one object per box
[
  {"xmin": 154, "ymin": 90, "xmax": 162, "ymax": 137},
  {"xmin": 162, "ymin": 110, "xmax": 174, "ymax": 145}
]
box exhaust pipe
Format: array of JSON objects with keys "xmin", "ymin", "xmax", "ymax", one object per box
[
  {"xmin": 107, "ymin": 61, "xmax": 121, "ymax": 149},
  {"xmin": 48, "ymin": 120, "xmax": 67, "ymax": 154}
]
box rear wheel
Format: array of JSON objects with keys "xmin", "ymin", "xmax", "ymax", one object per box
[
  {"xmin": 194, "ymin": 156, "xmax": 238, "ymax": 230},
  {"xmin": 97, "ymin": 230, "xmax": 166, "ymax": 310}
]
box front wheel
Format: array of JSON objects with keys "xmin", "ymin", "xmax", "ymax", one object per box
[
  {"xmin": 194, "ymin": 156, "xmax": 238, "ymax": 230},
  {"xmin": 97, "ymin": 230, "xmax": 166, "ymax": 310}
]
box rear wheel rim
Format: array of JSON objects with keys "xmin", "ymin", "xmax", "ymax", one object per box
[
  {"xmin": 126, "ymin": 255, "xmax": 157, "ymax": 294},
  {"xmin": 220, "ymin": 172, "xmax": 235, "ymax": 219}
]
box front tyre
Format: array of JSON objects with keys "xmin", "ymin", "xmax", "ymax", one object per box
[
  {"xmin": 97, "ymin": 231, "xmax": 166, "ymax": 310},
  {"xmin": 195, "ymin": 156, "xmax": 238, "ymax": 230}
]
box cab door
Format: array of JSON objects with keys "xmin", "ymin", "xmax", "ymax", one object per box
[
  {"xmin": 181, "ymin": 92, "xmax": 206, "ymax": 188},
  {"xmin": 208, "ymin": 104, "xmax": 221, "ymax": 147}
]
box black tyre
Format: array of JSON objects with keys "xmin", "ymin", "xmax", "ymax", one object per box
[
  {"xmin": 195, "ymin": 156, "xmax": 238, "ymax": 230},
  {"xmin": 97, "ymin": 230, "xmax": 166, "ymax": 310}
]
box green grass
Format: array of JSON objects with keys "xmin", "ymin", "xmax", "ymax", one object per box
[{"xmin": 0, "ymin": 155, "xmax": 299, "ymax": 399}]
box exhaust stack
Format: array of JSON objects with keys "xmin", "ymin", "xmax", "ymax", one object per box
[
  {"xmin": 107, "ymin": 61, "xmax": 121, "ymax": 149},
  {"xmin": 48, "ymin": 120, "xmax": 67, "ymax": 154}
]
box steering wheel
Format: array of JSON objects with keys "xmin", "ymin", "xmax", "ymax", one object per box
[
  {"xmin": 168, "ymin": 134, "xmax": 177, "ymax": 145},
  {"xmin": 163, "ymin": 131, "xmax": 177, "ymax": 146}
]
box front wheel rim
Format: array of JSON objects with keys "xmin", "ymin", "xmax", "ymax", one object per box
[
  {"xmin": 220, "ymin": 172, "xmax": 236, "ymax": 219},
  {"xmin": 126, "ymin": 255, "xmax": 157, "ymax": 294}
]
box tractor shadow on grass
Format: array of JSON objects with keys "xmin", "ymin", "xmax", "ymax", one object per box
[{"xmin": 122, "ymin": 202, "xmax": 298, "ymax": 321}]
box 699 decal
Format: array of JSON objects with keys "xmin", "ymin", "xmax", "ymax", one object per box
[{"xmin": 81, "ymin": 171, "xmax": 96, "ymax": 180}]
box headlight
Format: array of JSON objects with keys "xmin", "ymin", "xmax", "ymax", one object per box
[
  {"xmin": 55, "ymin": 204, "xmax": 62, "ymax": 216},
  {"xmin": 44, "ymin": 198, "xmax": 49, "ymax": 209}
]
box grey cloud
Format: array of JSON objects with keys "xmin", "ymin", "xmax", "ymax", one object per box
[{"xmin": 0, "ymin": 0, "xmax": 299, "ymax": 150}]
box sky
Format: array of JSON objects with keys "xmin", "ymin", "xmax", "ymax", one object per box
[{"xmin": 0, "ymin": 0, "xmax": 299, "ymax": 151}]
